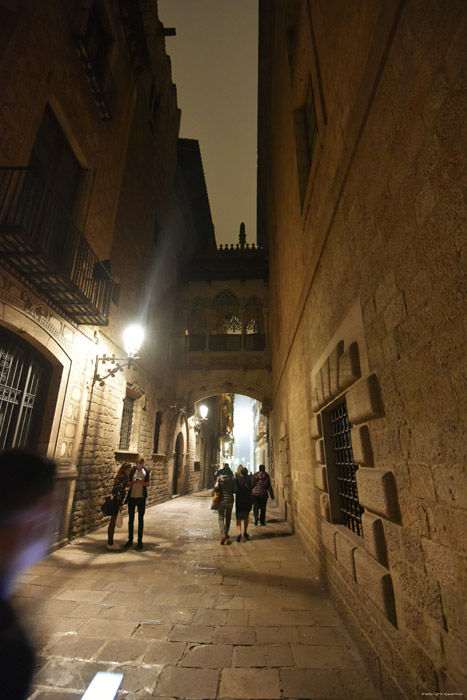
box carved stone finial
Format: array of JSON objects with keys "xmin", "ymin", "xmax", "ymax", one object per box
[{"xmin": 239, "ymin": 222, "xmax": 246, "ymax": 249}]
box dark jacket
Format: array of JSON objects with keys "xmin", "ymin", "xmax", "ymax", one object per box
[
  {"xmin": 214, "ymin": 471, "xmax": 237, "ymax": 506},
  {"xmin": 0, "ymin": 597, "xmax": 34, "ymax": 699},
  {"xmin": 111, "ymin": 474, "xmax": 129, "ymax": 506},
  {"xmin": 252, "ymin": 470, "xmax": 274, "ymax": 500},
  {"xmin": 235, "ymin": 474, "xmax": 253, "ymax": 513}
]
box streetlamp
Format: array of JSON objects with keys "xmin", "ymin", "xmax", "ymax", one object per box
[
  {"xmin": 193, "ymin": 404, "xmax": 209, "ymax": 432},
  {"xmin": 93, "ymin": 324, "xmax": 145, "ymax": 386}
]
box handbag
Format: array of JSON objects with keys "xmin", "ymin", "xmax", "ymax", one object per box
[
  {"xmin": 211, "ymin": 482, "xmax": 221, "ymax": 510},
  {"xmin": 101, "ymin": 496, "xmax": 118, "ymax": 516},
  {"xmin": 115, "ymin": 509, "xmax": 123, "ymax": 528}
]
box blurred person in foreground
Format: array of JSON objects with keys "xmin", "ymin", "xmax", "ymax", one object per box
[{"xmin": 0, "ymin": 448, "xmax": 56, "ymax": 700}]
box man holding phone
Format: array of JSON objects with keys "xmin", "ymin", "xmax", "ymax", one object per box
[{"xmin": 123, "ymin": 456, "xmax": 150, "ymax": 551}]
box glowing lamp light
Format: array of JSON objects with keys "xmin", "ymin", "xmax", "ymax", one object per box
[
  {"xmin": 93, "ymin": 323, "xmax": 145, "ymax": 386},
  {"xmin": 123, "ymin": 324, "xmax": 144, "ymax": 358},
  {"xmin": 199, "ymin": 404, "xmax": 209, "ymax": 420}
]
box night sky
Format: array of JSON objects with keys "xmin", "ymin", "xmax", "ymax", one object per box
[{"xmin": 158, "ymin": 0, "xmax": 258, "ymax": 247}]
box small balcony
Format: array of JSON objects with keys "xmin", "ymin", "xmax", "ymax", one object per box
[
  {"xmin": 185, "ymin": 333, "xmax": 266, "ymax": 352},
  {"xmin": 72, "ymin": 7, "xmax": 116, "ymax": 120},
  {"xmin": 0, "ymin": 167, "xmax": 113, "ymax": 325}
]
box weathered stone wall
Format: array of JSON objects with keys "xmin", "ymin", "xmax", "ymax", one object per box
[
  {"xmin": 183, "ymin": 423, "xmax": 203, "ymax": 495},
  {"xmin": 0, "ymin": 0, "xmax": 190, "ymax": 542},
  {"xmin": 260, "ymin": 0, "xmax": 467, "ymax": 697},
  {"xmin": 69, "ymin": 350, "xmax": 177, "ymax": 538}
]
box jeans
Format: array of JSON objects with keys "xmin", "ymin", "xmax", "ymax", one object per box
[
  {"xmin": 127, "ymin": 497, "xmax": 146, "ymax": 544},
  {"xmin": 218, "ymin": 504, "xmax": 233, "ymax": 535},
  {"xmin": 253, "ymin": 496, "xmax": 267, "ymax": 525}
]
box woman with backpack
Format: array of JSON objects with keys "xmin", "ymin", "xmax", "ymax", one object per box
[{"xmin": 213, "ymin": 464, "xmax": 237, "ymax": 545}]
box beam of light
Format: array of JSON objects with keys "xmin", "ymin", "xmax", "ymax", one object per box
[{"xmin": 233, "ymin": 394, "xmax": 254, "ymax": 469}]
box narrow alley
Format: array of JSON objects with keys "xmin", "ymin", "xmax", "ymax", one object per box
[{"xmin": 14, "ymin": 494, "xmax": 376, "ymax": 700}]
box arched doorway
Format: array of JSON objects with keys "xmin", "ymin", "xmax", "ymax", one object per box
[{"xmin": 173, "ymin": 432, "xmax": 184, "ymax": 495}]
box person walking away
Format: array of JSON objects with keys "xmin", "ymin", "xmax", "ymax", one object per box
[
  {"xmin": 0, "ymin": 448, "xmax": 56, "ymax": 700},
  {"xmin": 124, "ymin": 456, "xmax": 150, "ymax": 551},
  {"xmin": 107, "ymin": 462, "xmax": 131, "ymax": 550},
  {"xmin": 213, "ymin": 463, "xmax": 237, "ymax": 545},
  {"xmin": 235, "ymin": 466, "xmax": 253, "ymax": 541},
  {"xmin": 252, "ymin": 464, "xmax": 274, "ymax": 526}
]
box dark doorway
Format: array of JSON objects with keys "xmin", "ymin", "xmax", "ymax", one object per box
[{"xmin": 173, "ymin": 432, "xmax": 184, "ymax": 495}]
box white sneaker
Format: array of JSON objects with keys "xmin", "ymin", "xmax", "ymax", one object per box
[{"xmin": 106, "ymin": 543, "xmax": 120, "ymax": 551}]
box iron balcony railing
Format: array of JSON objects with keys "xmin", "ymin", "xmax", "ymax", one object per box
[
  {"xmin": 72, "ymin": 7, "xmax": 116, "ymax": 120},
  {"xmin": 186, "ymin": 333, "xmax": 266, "ymax": 352},
  {"xmin": 0, "ymin": 167, "xmax": 113, "ymax": 325}
]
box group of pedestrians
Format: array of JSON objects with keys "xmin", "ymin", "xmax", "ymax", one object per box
[
  {"xmin": 104, "ymin": 456, "xmax": 274, "ymax": 550},
  {"xmin": 213, "ymin": 463, "xmax": 274, "ymax": 545}
]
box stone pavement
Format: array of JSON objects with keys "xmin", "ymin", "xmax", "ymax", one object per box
[{"xmin": 12, "ymin": 492, "xmax": 378, "ymax": 700}]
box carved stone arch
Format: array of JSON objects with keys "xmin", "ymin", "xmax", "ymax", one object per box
[
  {"xmin": 217, "ymin": 313, "xmax": 242, "ymax": 334},
  {"xmin": 245, "ymin": 315, "xmax": 263, "ymax": 334},
  {"xmin": 213, "ymin": 289, "xmax": 240, "ymax": 310},
  {"xmin": 184, "ymin": 378, "xmax": 269, "ymax": 407}
]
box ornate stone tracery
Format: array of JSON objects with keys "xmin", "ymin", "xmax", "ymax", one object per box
[{"xmin": 213, "ymin": 289, "xmax": 240, "ymax": 309}]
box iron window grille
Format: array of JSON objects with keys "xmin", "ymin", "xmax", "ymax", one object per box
[
  {"xmin": 0, "ymin": 330, "xmax": 50, "ymax": 449},
  {"xmin": 329, "ymin": 400, "xmax": 363, "ymax": 536},
  {"xmin": 119, "ymin": 395, "xmax": 135, "ymax": 450}
]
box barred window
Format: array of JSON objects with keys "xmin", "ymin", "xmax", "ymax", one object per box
[
  {"xmin": 0, "ymin": 328, "xmax": 50, "ymax": 449},
  {"xmin": 328, "ymin": 400, "xmax": 363, "ymax": 536},
  {"xmin": 119, "ymin": 395, "xmax": 135, "ymax": 450}
]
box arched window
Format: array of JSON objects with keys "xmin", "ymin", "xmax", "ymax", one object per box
[
  {"xmin": 213, "ymin": 289, "xmax": 240, "ymax": 310},
  {"xmin": 245, "ymin": 318, "xmax": 261, "ymax": 334},
  {"xmin": 210, "ymin": 314, "xmax": 242, "ymax": 351},
  {"xmin": 217, "ymin": 314, "xmax": 242, "ymax": 334},
  {"xmin": 244, "ymin": 316, "xmax": 266, "ymax": 351}
]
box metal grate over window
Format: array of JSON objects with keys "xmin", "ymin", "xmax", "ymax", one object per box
[
  {"xmin": 330, "ymin": 400, "xmax": 363, "ymax": 536},
  {"xmin": 0, "ymin": 331, "xmax": 49, "ymax": 449},
  {"xmin": 119, "ymin": 395, "xmax": 135, "ymax": 450}
]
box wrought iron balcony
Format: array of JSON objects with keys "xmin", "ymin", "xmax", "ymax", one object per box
[
  {"xmin": 0, "ymin": 167, "xmax": 113, "ymax": 325},
  {"xmin": 185, "ymin": 333, "xmax": 266, "ymax": 352},
  {"xmin": 72, "ymin": 7, "xmax": 116, "ymax": 120}
]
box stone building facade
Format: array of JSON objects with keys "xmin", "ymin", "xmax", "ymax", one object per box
[
  {"xmin": 0, "ymin": 0, "xmax": 209, "ymax": 543},
  {"xmin": 258, "ymin": 0, "xmax": 467, "ymax": 697}
]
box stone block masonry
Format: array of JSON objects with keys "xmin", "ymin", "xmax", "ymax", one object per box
[{"xmin": 261, "ymin": 0, "xmax": 467, "ymax": 697}]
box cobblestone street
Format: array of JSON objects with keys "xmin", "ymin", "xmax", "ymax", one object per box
[{"xmin": 14, "ymin": 492, "xmax": 377, "ymax": 699}]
